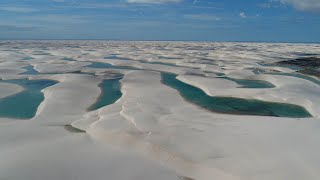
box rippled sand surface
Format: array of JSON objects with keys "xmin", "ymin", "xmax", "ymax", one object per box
[{"xmin": 0, "ymin": 41, "xmax": 319, "ymax": 180}]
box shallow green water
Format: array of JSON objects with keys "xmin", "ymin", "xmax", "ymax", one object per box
[
  {"xmin": 88, "ymin": 78, "xmax": 122, "ymax": 111},
  {"xmin": 86, "ymin": 62, "xmax": 114, "ymax": 68},
  {"xmin": 22, "ymin": 56, "xmax": 35, "ymax": 60},
  {"xmin": 62, "ymin": 57, "xmax": 77, "ymax": 61},
  {"xmin": 104, "ymin": 55, "xmax": 130, "ymax": 61},
  {"xmin": 86, "ymin": 62, "xmax": 141, "ymax": 70},
  {"xmin": 252, "ymin": 68, "xmax": 266, "ymax": 74},
  {"xmin": 21, "ymin": 65, "xmax": 39, "ymax": 75},
  {"xmin": 161, "ymin": 72, "xmax": 311, "ymax": 118},
  {"xmin": 0, "ymin": 79, "xmax": 58, "ymax": 119},
  {"xmin": 158, "ymin": 55, "xmax": 183, "ymax": 60},
  {"xmin": 222, "ymin": 77, "xmax": 275, "ymax": 88}
]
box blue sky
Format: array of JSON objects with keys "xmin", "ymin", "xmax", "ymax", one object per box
[{"xmin": 0, "ymin": 0, "xmax": 319, "ymax": 42}]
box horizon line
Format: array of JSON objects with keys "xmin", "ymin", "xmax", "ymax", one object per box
[{"xmin": 0, "ymin": 39, "xmax": 319, "ymax": 44}]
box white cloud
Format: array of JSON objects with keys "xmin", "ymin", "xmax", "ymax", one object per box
[
  {"xmin": 184, "ymin": 14, "xmax": 221, "ymax": 21},
  {"xmin": 22, "ymin": 15, "xmax": 88, "ymax": 24},
  {"xmin": 0, "ymin": 6, "xmax": 37, "ymax": 13},
  {"xmin": 127, "ymin": 0, "xmax": 182, "ymax": 4},
  {"xmin": 192, "ymin": 0, "xmax": 199, "ymax": 4},
  {"xmin": 239, "ymin": 12, "xmax": 247, "ymax": 18},
  {"xmin": 0, "ymin": 24, "xmax": 42, "ymax": 31},
  {"xmin": 279, "ymin": 0, "xmax": 320, "ymax": 13}
]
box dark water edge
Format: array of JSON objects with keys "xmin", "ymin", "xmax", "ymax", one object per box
[
  {"xmin": 21, "ymin": 65, "xmax": 39, "ymax": 75},
  {"xmin": 297, "ymin": 68, "xmax": 320, "ymax": 78},
  {"xmin": 0, "ymin": 79, "xmax": 58, "ymax": 119},
  {"xmin": 221, "ymin": 77, "xmax": 275, "ymax": 88},
  {"xmin": 86, "ymin": 62, "xmax": 141, "ymax": 70},
  {"xmin": 104, "ymin": 55, "xmax": 131, "ymax": 61},
  {"xmin": 276, "ymin": 57, "xmax": 320, "ymax": 78},
  {"xmin": 88, "ymin": 78, "xmax": 123, "ymax": 111},
  {"xmin": 62, "ymin": 57, "xmax": 77, "ymax": 61},
  {"xmin": 161, "ymin": 72, "xmax": 312, "ymax": 118},
  {"xmin": 22, "ymin": 56, "xmax": 35, "ymax": 60}
]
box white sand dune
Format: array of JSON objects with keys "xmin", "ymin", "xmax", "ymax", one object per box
[
  {"xmin": 84, "ymin": 71, "xmax": 320, "ymax": 180},
  {"xmin": 0, "ymin": 122, "xmax": 180, "ymax": 180},
  {"xmin": 0, "ymin": 41, "xmax": 319, "ymax": 180}
]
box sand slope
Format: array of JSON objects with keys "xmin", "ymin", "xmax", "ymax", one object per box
[{"xmin": 0, "ymin": 41, "xmax": 319, "ymax": 180}]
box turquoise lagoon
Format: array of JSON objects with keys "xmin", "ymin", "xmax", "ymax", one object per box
[
  {"xmin": 88, "ymin": 78, "xmax": 122, "ymax": 111},
  {"xmin": 0, "ymin": 79, "xmax": 58, "ymax": 119},
  {"xmin": 86, "ymin": 62, "xmax": 141, "ymax": 70},
  {"xmin": 221, "ymin": 77, "xmax": 275, "ymax": 88},
  {"xmin": 161, "ymin": 72, "xmax": 312, "ymax": 118},
  {"xmin": 21, "ymin": 65, "xmax": 39, "ymax": 75}
]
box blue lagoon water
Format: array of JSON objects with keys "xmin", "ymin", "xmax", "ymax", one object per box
[
  {"xmin": 161, "ymin": 72, "xmax": 311, "ymax": 118},
  {"xmin": 0, "ymin": 79, "xmax": 58, "ymax": 119},
  {"xmin": 22, "ymin": 56, "xmax": 35, "ymax": 60},
  {"xmin": 88, "ymin": 78, "xmax": 122, "ymax": 111},
  {"xmin": 21, "ymin": 65, "xmax": 39, "ymax": 75},
  {"xmin": 62, "ymin": 57, "xmax": 77, "ymax": 61},
  {"xmin": 104, "ymin": 55, "xmax": 131, "ymax": 61},
  {"xmin": 221, "ymin": 77, "xmax": 275, "ymax": 88},
  {"xmin": 86, "ymin": 62, "xmax": 141, "ymax": 70},
  {"xmin": 86, "ymin": 62, "xmax": 114, "ymax": 69}
]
